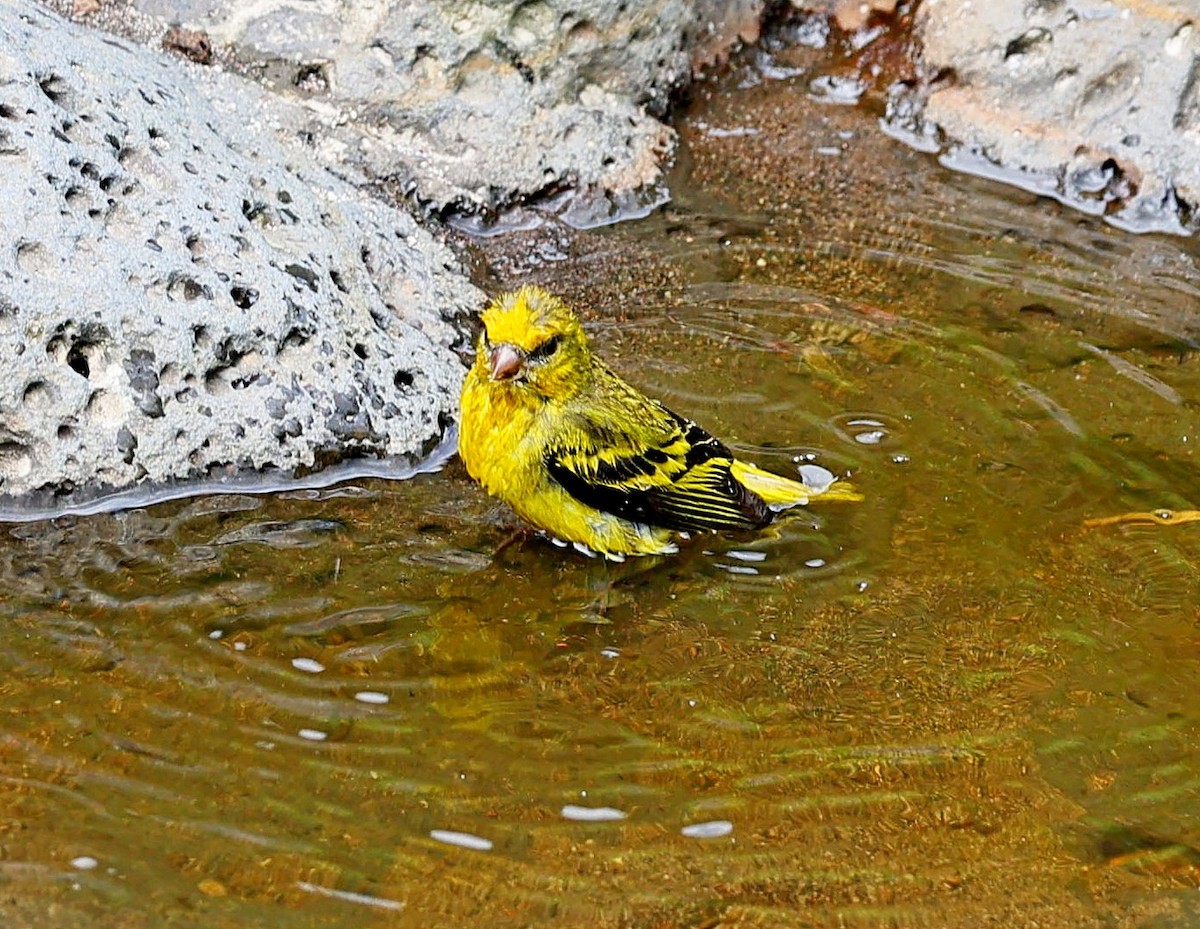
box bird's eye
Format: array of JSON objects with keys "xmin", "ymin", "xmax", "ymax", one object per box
[{"xmin": 528, "ymin": 334, "xmax": 561, "ymax": 362}]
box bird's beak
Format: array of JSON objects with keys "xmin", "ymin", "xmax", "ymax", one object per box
[{"xmin": 489, "ymin": 343, "xmax": 524, "ymax": 381}]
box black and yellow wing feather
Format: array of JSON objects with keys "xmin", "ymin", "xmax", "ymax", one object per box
[{"xmin": 544, "ymin": 363, "xmax": 772, "ymax": 532}]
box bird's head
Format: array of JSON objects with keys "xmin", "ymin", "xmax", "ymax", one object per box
[{"xmin": 476, "ymin": 286, "xmax": 592, "ymax": 399}]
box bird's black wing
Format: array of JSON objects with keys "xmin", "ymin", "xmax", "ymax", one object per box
[{"xmin": 543, "ymin": 367, "xmax": 771, "ymax": 531}]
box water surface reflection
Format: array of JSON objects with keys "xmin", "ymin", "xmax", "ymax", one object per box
[{"xmin": 4, "ymin": 43, "xmax": 1200, "ymax": 929}]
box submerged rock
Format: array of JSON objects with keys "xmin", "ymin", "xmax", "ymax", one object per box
[
  {"xmin": 897, "ymin": 0, "xmax": 1200, "ymax": 234},
  {"xmin": 0, "ymin": 5, "xmax": 479, "ymax": 511}
]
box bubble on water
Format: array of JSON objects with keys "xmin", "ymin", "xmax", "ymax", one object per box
[
  {"xmin": 805, "ymin": 558, "xmax": 827, "ymax": 568},
  {"xmin": 600, "ymin": 648, "xmax": 620, "ymax": 659},
  {"xmin": 681, "ymin": 820, "xmax": 733, "ymax": 839},
  {"xmin": 354, "ymin": 691, "xmax": 389, "ymax": 705},
  {"xmin": 70, "ymin": 856, "xmax": 98, "ymax": 870},
  {"xmin": 833, "ymin": 413, "xmax": 898, "ymax": 449},
  {"xmin": 430, "ymin": 829, "xmax": 493, "ymax": 852},
  {"xmin": 298, "ymin": 728, "xmax": 327, "ymax": 742},
  {"xmin": 291, "ymin": 657, "xmax": 325, "ymax": 674},
  {"xmin": 716, "ymin": 563, "xmax": 759, "ymax": 576},
  {"xmin": 847, "ymin": 418, "xmax": 887, "ymax": 444},
  {"xmin": 726, "ymin": 550, "xmax": 767, "ymax": 563},
  {"xmin": 891, "ymin": 453, "xmax": 911, "ymax": 464},
  {"xmin": 798, "ymin": 463, "xmax": 836, "ymax": 492},
  {"xmin": 561, "ymin": 804, "xmax": 627, "ymax": 822}
]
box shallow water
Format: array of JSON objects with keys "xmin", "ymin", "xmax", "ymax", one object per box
[{"xmin": 5, "ymin": 48, "xmax": 1200, "ymax": 929}]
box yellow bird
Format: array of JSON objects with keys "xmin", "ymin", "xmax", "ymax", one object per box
[{"xmin": 458, "ymin": 286, "xmax": 860, "ymax": 560}]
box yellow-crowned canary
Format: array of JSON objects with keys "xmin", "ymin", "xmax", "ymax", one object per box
[{"xmin": 458, "ymin": 286, "xmax": 860, "ymax": 560}]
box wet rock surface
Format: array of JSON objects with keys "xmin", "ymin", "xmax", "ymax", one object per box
[
  {"xmin": 0, "ymin": 5, "xmax": 478, "ymax": 510},
  {"xmin": 6, "ymin": 0, "xmax": 767, "ymax": 512},
  {"xmin": 902, "ymin": 0, "xmax": 1200, "ymax": 234},
  {"xmin": 127, "ymin": 0, "xmax": 764, "ymax": 223}
]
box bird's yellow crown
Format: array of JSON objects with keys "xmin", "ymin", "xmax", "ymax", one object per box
[{"xmin": 480, "ymin": 285, "xmax": 584, "ymax": 354}]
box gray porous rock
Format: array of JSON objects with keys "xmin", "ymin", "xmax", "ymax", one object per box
[
  {"xmin": 0, "ymin": 5, "xmax": 479, "ymax": 510},
  {"xmin": 129, "ymin": 0, "xmax": 764, "ymax": 221},
  {"xmin": 900, "ymin": 0, "xmax": 1200, "ymax": 234}
]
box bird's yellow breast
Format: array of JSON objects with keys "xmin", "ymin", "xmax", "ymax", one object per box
[
  {"xmin": 458, "ymin": 359, "xmax": 677, "ymax": 558},
  {"xmin": 458, "ymin": 364, "xmax": 539, "ymax": 498}
]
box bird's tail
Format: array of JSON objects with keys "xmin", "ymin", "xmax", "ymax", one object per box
[{"xmin": 731, "ymin": 460, "xmax": 863, "ymax": 508}]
